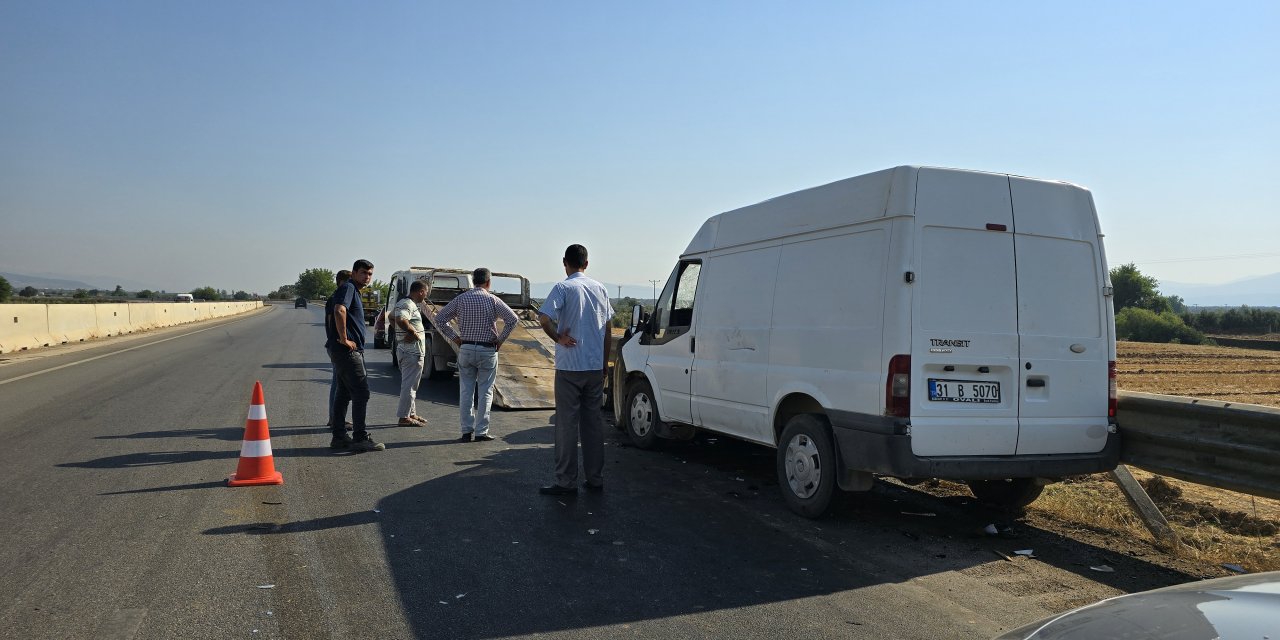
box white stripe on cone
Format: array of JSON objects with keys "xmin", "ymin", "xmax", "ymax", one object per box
[
  {"xmin": 240, "ymin": 439, "xmax": 273, "ymax": 458},
  {"xmin": 248, "ymin": 404, "xmax": 267, "ymax": 420}
]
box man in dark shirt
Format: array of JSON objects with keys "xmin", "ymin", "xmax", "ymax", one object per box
[{"xmin": 325, "ymin": 259, "xmax": 384, "ymax": 452}]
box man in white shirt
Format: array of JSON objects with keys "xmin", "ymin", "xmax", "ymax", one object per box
[{"xmin": 393, "ymin": 280, "xmax": 429, "ymax": 427}]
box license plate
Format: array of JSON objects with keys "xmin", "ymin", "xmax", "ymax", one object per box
[{"xmin": 928, "ymin": 379, "xmax": 1000, "ymax": 403}]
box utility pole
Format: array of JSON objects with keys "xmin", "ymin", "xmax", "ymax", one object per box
[{"xmin": 649, "ymin": 279, "xmax": 662, "ymax": 304}]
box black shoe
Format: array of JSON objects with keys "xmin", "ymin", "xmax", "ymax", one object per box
[
  {"xmin": 474, "ymin": 434, "xmax": 495, "ymax": 442},
  {"xmin": 582, "ymin": 482, "xmax": 604, "ymax": 492},
  {"xmin": 539, "ymin": 484, "xmax": 577, "ymax": 496},
  {"xmin": 330, "ymin": 435, "xmax": 354, "ymax": 450},
  {"xmin": 350, "ymin": 436, "xmax": 385, "ymax": 452},
  {"xmin": 457, "ymin": 433, "xmax": 473, "ymax": 442}
]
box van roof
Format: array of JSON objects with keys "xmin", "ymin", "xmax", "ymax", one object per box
[{"xmin": 682, "ymin": 166, "xmax": 1087, "ymax": 256}]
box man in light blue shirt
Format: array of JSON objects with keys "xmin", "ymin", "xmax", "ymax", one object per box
[{"xmin": 537, "ymin": 244, "xmax": 614, "ymax": 495}]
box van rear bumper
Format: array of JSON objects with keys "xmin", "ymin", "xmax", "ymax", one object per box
[{"xmin": 828, "ymin": 413, "xmax": 1121, "ymax": 479}]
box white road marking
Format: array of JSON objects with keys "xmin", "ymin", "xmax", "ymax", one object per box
[{"xmin": 0, "ymin": 324, "xmax": 223, "ymax": 386}]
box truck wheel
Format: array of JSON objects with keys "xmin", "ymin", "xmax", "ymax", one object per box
[
  {"xmin": 966, "ymin": 478, "xmax": 1044, "ymax": 508},
  {"xmin": 419, "ymin": 337, "xmax": 439, "ymax": 380},
  {"xmin": 777, "ymin": 414, "xmax": 836, "ymax": 519},
  {"xmin": 623, "ymin": 379, "xmax": 661, "ymax": 449},
  {"xmin": 389, "ymin": 327, "xmax": 398, "ymax": 367}
]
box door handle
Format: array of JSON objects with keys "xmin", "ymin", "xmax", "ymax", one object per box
[{"xmin": 1026, "ymin": 379, "xmax": 1045, "ymax": 388}]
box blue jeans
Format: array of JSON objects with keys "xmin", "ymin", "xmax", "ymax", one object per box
[{"xmin": 457, "ymin": 344, "xmax": 498, "ymax": 435}]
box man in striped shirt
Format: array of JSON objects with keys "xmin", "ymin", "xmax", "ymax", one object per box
[
  {"xmin": 433, "ymin": 268, "xmax": 519, "ymax": 442},
  {"xmin": 537, "ymin": 244, "xmax": 614, "ymax": 495}
]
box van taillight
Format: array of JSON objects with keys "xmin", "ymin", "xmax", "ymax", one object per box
[
  {"xmin": 886, "ymin": 354, "xmax": 911, "ymax": 417},
  {"xmin": 1108, "ymin": 360, "xmax": 1117, "ymax": 418}
]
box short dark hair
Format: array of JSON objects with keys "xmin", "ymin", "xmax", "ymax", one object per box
[
  {"xmin": 564, "ymin": 244, "xmax": 588, "ymax": 269},
  {"xmin": 352, "ymin": 259, "xmax": 374, "ymax": 272},
  {"xmin": 336, "ymin": 270, "xmax": 351, "ymax": 285},
  {"xmin": 472, "ymin": 267, "xmax": 491, "ymax": 286},
  {"xmin": 409, "ymin": 280, "xmax": 427, "ymax": 294}
]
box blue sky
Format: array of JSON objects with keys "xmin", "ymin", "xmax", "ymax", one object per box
[{"xmin": 1, "ymin": 1, "xmax": 1277, "ymax": 296}]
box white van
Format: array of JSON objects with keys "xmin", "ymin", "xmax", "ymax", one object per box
[
  {"xmin": 175, "ymin": 293, "xmax": 194, "ymax": 303},
  {"xmin": 613, "ymin": 166, "xmax": 1120, "ymax": 517}
]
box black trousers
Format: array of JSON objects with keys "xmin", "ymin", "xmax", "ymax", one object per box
[{"xmin": 327, "ymin": 347, "xmax": 370, "ymax": 439}]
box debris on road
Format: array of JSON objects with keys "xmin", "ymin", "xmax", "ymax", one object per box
[
  {"xmin": 256, "ymin": 584, "xmax": 275, "ymax": 589},
  {"xmin": 588, "ymin": 529, "xmax": 599, "ymax": 535},
  {"xmin": 1014, "ymin": 549, "xmax": 1035, "ymax": 557},
  {"xmin": 1090, "ymin": 565, "xmax": 1115, "ymax": 573}
]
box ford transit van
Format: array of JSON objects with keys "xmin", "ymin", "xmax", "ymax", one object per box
[{"xmin": 613, "ymin": 166, "xmax": 1121, "ymax": 517}]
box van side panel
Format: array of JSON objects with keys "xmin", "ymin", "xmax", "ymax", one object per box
[
  {"xmin": 1010, "ymin": 178, "xmax": 1111, "ymax": 454},
  {"xmin": 768, "ymin": 227, "xmax": 888, "ymax": 436},
  {"xmin": 690, "ymin": 245, "xmax": 779, "ymax": 443},
  {"xmin": 911, "ymin": 169, "xmax": 1020, "ymax": 456}
]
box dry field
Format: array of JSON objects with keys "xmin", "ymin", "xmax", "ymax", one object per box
[
  {"xmin": 1117, "ymin": 340, "xmax": 1280, "ymax": 407},
  {"xmin": 1010, "ymin": 340, "xmax": 1280, "ymax": 575}
]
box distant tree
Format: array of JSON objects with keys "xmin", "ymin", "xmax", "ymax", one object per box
[
  {"xmin": 268, "ymin": 284, "xmax": 297, "ymax": 300},
  {"xmin": 0, "ymin": 275, "xmax": 11, "ymax": 302},
  {"xmin": 73, "ymin": 289, "xmax": 89, "ymax": 299},
  {"xmin": 88, "ymin": 288, "xmax": 100, "ymax": 297},
  {"xmin": 112, "ymin": 284, "xmax": 127, "ymax": 297},
  {"xmin": 1109, "ymin": 263, "xmax": 1165, "ymax": 314},
  {"xmin": 1161, "ymin": 294, "xmax": 1187, "ymax": 314},
  {"xmin": 136, "ymin": 289, "xmax": 153, "ymax": 299},
  {"xmin": 19, "ymin": 285, "xmax": 38, "ymax": 298},
  {"xmin": 190, "ymin": 286, "xmax": 220, "ymax": 300},
  {"xmin": 1116, "ymin": 307, "xmax": 1205, "ymax": 344},
  {"xmin": 233, "ymin": 290, "xmax": 251, "ymax": 300},
  {"xmin": 295, "ymin": 268, "xmax": 337, "ymax": 300}
]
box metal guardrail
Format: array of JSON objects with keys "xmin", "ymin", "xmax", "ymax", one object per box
[{"xmin": 1117, "ymin": 390, "xmax": 1280, "ymax": 500}]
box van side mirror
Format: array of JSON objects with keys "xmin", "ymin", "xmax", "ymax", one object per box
[{"xmin": 631, "ymin": 304, "xmax": 646, "ymax": 333}]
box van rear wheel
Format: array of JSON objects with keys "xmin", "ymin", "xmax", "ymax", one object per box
[
  {"xmin": 624, "ymin": 379, "xmax": 661, "ymax": 449},
  {"xmin": 966, "ymin": 478, "xmax": 1044, "ymax": 508},
  {"xmin": 777, "ymin": 414, "xmax": 836, "ymax": 519}
]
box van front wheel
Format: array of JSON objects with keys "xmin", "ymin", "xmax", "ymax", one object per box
[
  {"xmin": 777, "ymin": 414, "xmax": 836, "ymax": 519},
  {"xmin": 966, "ymin": 478, "xmax": 1044, "ymax": 508},
  {"xmin": 624, "ymin": 379, "xmax": 661, "ymax": 449}
]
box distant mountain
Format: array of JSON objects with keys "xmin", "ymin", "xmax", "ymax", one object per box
[
  {"xmin": 1161, "ymin": 272, "xmax": 1280, "ymax": 307},
  {"xmin": 530, "ymin": 281, "xmax": 657, "ymax": 301},
  {"xmin": 0, "ymin": 270, "xmax": 155, "ymax": 292},
  {"xmin": 0, "ymin": 271, "xmax": 98, "ymax": 290}
]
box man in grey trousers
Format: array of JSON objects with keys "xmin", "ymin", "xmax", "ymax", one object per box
[{"xmin": 537, "ymin": 244, "xmax": 614, "ymax": 495}]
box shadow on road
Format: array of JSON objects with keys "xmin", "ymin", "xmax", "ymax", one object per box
[{"xmin": 196, "ymin": 424, "xmax": 1196, "ymax": 638}]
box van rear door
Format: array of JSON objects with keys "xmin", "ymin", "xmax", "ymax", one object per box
[
  {"xmin": 911, "ymin": 169, "xmax": 1021, "ymax": 456},
  {"xmin": 1009, "ymin": 178, "xmax": 1111, "ymax": 454}
]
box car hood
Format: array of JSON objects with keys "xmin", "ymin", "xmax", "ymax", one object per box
[{"xmin": 996, "ymin": 572, "xmax": 1280, "ymax": 640}]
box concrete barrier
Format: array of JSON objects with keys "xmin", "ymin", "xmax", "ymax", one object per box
[
  {"xmin": 48, "ymin": 305, "xmax": 99, "ymax": 343},
  {"xmin": 129, "ymin": 303, "xmax": 159, "ymax": 330},
  {"xmin": 0, "ymin": 301, "xmax": 262, "ymax": 354},
  {"xmin": 95, "ymin": 303, "xmax": 132, "ymax": 337},
  {"xmin": 172, "ymin": 303, "xmax": 198, "ymax": 325},
  {"xmin": 0, "ymin": 305, "xmax": 54, "ymax": 352},
  {"xmin": 154, "ymin": 303, "xmax": 177, "ymax": 327}
]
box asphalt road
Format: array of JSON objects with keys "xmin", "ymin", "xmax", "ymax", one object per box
[{"xmin": 0, "ymin": 304, "xmax": 1191, "ymax": 639}]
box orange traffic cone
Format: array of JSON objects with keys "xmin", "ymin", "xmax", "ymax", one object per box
[{"xmin": 228, "ymin": 381, "xmax": 284, "ymax": 486}]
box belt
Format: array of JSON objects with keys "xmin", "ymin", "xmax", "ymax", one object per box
[{"xmin": 461, "ymin": 340, "xmax": 495, "ymax": 347}]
